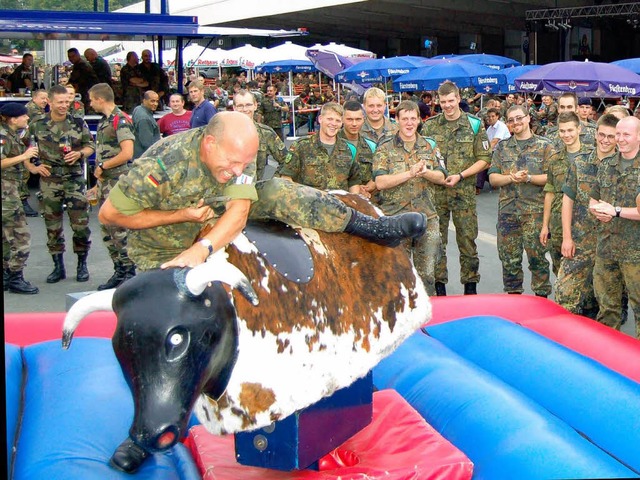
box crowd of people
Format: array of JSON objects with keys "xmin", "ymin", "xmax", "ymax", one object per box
[{"xmin": 1, "ymin": 48, "xmax": 639, "ymax": 339}]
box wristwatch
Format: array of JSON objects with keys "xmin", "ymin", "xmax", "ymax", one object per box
[
  {"xmin": 526, "ymin": 174, "xmax": 532, "ymax": 183},
  {"xmin": 97, "ymin": 161, "xmax": 105, "ymax": 170},
  {"xmin": 615, "ymin": 206, "xmax": 622, "ymax": 218},
  {"xmin": 199, "ymin": 238, "xmax": 214, "ymax": 255}
]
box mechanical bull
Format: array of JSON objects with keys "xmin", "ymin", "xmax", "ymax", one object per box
[{"xmin": 62, "ymin": 194, "xmax": 432, "ymax": 473}]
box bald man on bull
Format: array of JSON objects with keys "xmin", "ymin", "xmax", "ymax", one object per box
[{"xmin": 99, "ymin": 112, "xmax": 427, "ymax": 272}]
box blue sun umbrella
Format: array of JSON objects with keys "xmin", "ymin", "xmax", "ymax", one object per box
[
  {"xmin": 393, "ymin": 61, "xmax": 506, "ymax": 93},
  {"xmin": 611, "ymin": 58, "xmax": 640, "ymax": 75},
  {"xmin": 335, "ymin": 56, "xmax": 436, "ymax": 84},
  {"xmin": 454, "ymin": 53, "xmax": 521, "ymax": 70},
  {"xmin": 498, "ymin": 65, "xmax": 541, "ymax": 93}
]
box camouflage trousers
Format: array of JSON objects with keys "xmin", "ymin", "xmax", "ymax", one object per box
[
  {"xmin": 434, "ymin": 206, "xmax": 480, "ymax": 285},
  {"xmin": 403, "ymin": 218, "xmax": 441, "ymax": 297},
  {"xmin": 2, "ymin": 178, "xmax": 31, "ymax": 271},
  {"xmin": 40, "ymin": 174, "xmax": 91, "ymax": 254},
  {"xmin": 250, "ymin": 178, "xmax": 351, "ymax": 231},
  {"xmin": 20, "ymin": 168, "xmax": 30, "ymax": 200},
  {"xmin": 593, "ymin": 256, "xmax": 640, "ymax": 339},
  {"xmin": 497, "ymin": 212, "xmax": 551, "ymax": 296},
  {"xmin": 548, "ymin": 214, "xmax": 563, "ymax": 276},
  {"xmin": 554, "ymin": 241, "xmax": 597, "ymax": 315},
  {"xmin": 98, "ymin": 177, "xmax": 134, "ymax": 268}
]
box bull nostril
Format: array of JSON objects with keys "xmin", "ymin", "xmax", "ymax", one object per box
[{"xmin": 156, "ymin": 427, "xmax": 178, "ymax": 450}]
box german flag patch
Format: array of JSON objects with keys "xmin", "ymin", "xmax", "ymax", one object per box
[{"xmin": 146, "ymin": 174, "xmax": 160, "ymax": 188}]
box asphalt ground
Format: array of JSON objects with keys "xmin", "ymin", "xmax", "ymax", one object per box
[{"xmin": 3, "ymin": 134, "xmax": 635, "ymax": 338}]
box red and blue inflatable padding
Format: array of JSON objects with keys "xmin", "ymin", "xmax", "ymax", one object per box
[{"xmin": 5, "ymin": 295, "xmax": 640, "ymax": 479}]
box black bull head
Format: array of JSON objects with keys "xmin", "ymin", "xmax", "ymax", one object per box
[{"xmin": 62, "ymin": 255, "xmax": 258, "ymax": 473}]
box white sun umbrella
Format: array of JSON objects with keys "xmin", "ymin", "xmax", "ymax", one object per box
[
  {"xmin": 263, "ymin": 41, "xmax": 310, "ymax": 63},
  {"xmin": 222, "ymin": 44, "xmax": 270, "ymax": 75}
]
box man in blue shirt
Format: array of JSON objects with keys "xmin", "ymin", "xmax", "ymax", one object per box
[{"xmin": 189, "ymin": 80, "xmax": 217, "ymax": 128}]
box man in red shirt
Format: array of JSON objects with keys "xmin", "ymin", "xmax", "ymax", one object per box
[{"xmin": 158, "ymin": 93, "xmax": 192, "ymax": 137}]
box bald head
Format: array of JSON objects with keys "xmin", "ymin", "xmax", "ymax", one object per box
[
  {"xmin": 616, "ymin": 116, "xmax": 640, "ymax": 160},
  {"xmin": 202, "ymin": 112, "xmax": 258, "ymax": 183},
  {"xmin": 84, "ymin": 49, "xmax": 98, "ymax": 62}
]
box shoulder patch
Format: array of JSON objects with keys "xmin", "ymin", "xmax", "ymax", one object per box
[
  {"xmin": 467, "ymin": 114, "xmax": 482, "ymax": 135},
  {"xmin": 363, "ymin": 137, "xmax": 377, "ymax": 153},
  {"xmin": 423, "ymin": 136, "xmax": 437, "ymax": 150}
]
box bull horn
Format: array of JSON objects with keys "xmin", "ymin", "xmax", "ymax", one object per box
[
  {"xmin": 185, "ymin": 250, "xmax": 259, "ymax": 306},
  {"xmin": 62, "ymin": 289, "xmax": 116, "ymax": 350}
]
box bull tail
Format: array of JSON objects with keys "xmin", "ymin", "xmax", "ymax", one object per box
[{"xmin": 62, "ymin": 289, "xmax": 116, "ymax": 349}]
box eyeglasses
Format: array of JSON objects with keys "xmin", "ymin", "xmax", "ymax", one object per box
[
  {"xmin": 234, "ymin": 103, "xmax": 254, "ymax": 110},
  {"xmin": 506, "ymin": 115, "xmax": 527, "ymax": 124},
  {"xmin": 597, "ymin": 132, "xmax": 616, "ymax": 141}
]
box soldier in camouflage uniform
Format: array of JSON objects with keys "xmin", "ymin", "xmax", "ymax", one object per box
[
  {"xmin": 488, "ymin": 104, "xmax": 556, "ymax": 296},
  {"xmin": 233, "ymin": 89, "xmax": 286, "ymax": 181},
  {"xmin": 1, "ymin": 103, "xmax": 49, "ymax": 293},
  {"xmin": 373, "ymin": 100, "xmax": 445, "ymax": 295},
  {"xmin": 20, "ymin": 90, "xmax": 49, "ymax": 217},
  {"xmin": 360, "ymin": 87, "xmax": 398, "ymax": 144},
  {"xmin": 88, "ymin": 83, "xmax": 137, "ymax": 290},
  {"xmin": 555, "ymin": 114, "xmax": 619, "ymax": 318},
  {"xmin": 259, "ymin": 83, "xmax": 289, "ymax": 141},
  {"xmin": 278, "ymin": 102, "xmax": 368, "ymax": 196},
  {"xmin": 422, "ymin": 81, "xmax": 492, "ymax": 296},
  {"xmin": 66, "ymin": 84, "xmax": 86, "ymax": 118},
  {"xmin": 544, "ymin": 93, "xmax": 596, "ymax": 149},
  {"xmin": 339, "ymin": 100, "xmax": 379, "ymax": 197},
  {"xmin": 26, "ymin": 89, "xmax": 48, "ymax": 120},
  {"xmin": 589, "ymin": 116, "xmax": 640, "ymax": 339},
  {"xmin": 541, "ymin": 112, "xmax": 592, "ymax": 276},
  {"xmin": 28, "ymin": 85, "xmax": 95, "ymax": 283},
  {"xmin": 536, "ymin": 95, "xmax": 558, "ymax": 135},
  {"xmin": 99, "ymin": 112, "xmax": 426, "ymax": 271}
]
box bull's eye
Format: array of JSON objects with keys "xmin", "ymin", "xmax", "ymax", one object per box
[{"xmin": 165, "ymin": 327, "xmax": 190, "ymax": 362}]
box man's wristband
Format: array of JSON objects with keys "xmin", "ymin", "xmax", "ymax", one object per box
[{"xmin": 459, "ymin": 172, "xmax": 464, "ymax": 181}]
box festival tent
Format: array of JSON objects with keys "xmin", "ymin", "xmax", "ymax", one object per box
[
  {"xmin": 222, "ymin": 44, "xmax": 269, "ymax": 69},
  {"xmin": 263, "ymin": 41, "xmax": 309, "ymax": 63}
]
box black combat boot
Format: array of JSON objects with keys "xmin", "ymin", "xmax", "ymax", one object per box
[
  {"xmin": 621, "ymin": 293, "xmax": 629, "ymax": 325},
  {"xmin": 98, "ymin": 263, "xmax": 126, "ymax": 290},
  {"xmin": 46, "ymin": 254, "xmax": 66, "ymax": 283},
  {"xmin": 435, "ymin": 282, "xmax": 447, "ymax": 296},
  {"xmin": 343, "ymin": 209, "xmax": 426, "ymax": 247},
  {"xmin": 4, "ymin": 268, "xmax": 10, "ymax": 291},
  {"xmin": 22, "ymin": 199, "xmax": 38, "ymax": 217},
  {"xmin": 535, "ymin": 293, "xmax": 548, "ymax": 298},
  {"xmin": 463, "ymin": 282, "xmax": 477, "ymax": 295},
  {"xmin": 7, "ymin": 270, "xmax": 39, "ymax": 294},
  {"xmin": 121, "ymin": 264, "xmax": 136, "ymax": 283},
  {"xmin": 76, "ymin": 253, "xmax": 89, "ymax": 282}
]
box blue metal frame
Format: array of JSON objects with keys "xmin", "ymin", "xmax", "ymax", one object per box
[{"xmin": 0, "ymin": 10, "xmax": 198, "ymax": 39}]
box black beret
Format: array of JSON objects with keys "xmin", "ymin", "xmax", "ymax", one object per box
[
  {"xmin": 0, "ymin": 102, "xmax": 28, "ymax": 118},
  {"xmin": 578, "ymin": 97, "xmax": 592, "ymax": 106}
]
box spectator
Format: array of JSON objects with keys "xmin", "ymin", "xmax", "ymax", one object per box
[
  {"xmin": 67, "ymin": 48, "xmax": 98, "ymax": 108},
  {"xmin": 84, "ymin": 48, "xmax": 113, "ymax": 87},
  {"xmin": 87, "ymin": 83, "xmax": 136, "ymax": 290},
  {"xmin": 132, "ymin": 90, "xmax": 160, "ymax": 159},
  {"xmin": 488, "ymin": 104, "xmax": 555, "ymax": 297},
  {"xmin": 477, "ymin": 107, "xmax": 510, "ymax": 194},
  {"xmin": 120, "ymin": 52, "xmax": 148, "ymax": 114},
  {"xmin": 6, "ymin": 53, "xmax": 33, "ymax": 93},
  {"xmin": 189, "ymin": 80, "xmax": 217, "ymax": 129},
  {"xmin": 258, "ymin": 83, "xmax": 289, "ymax": 140},
  {"xmin": 158, "ymin": 93, "xmax": 192, "ymax": 137},
  {"xmin": 139, "ymin": 49, "xmax": 169, "ymax": 107}
]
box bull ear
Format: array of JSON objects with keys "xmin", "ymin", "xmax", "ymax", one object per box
[
  {"xmin": 62, "ymin": 289, "xmax": 115, "ymax": 349},
  {"xmin": 185, "ymin": 250, "xmax": 259, "ymax": 306}
]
